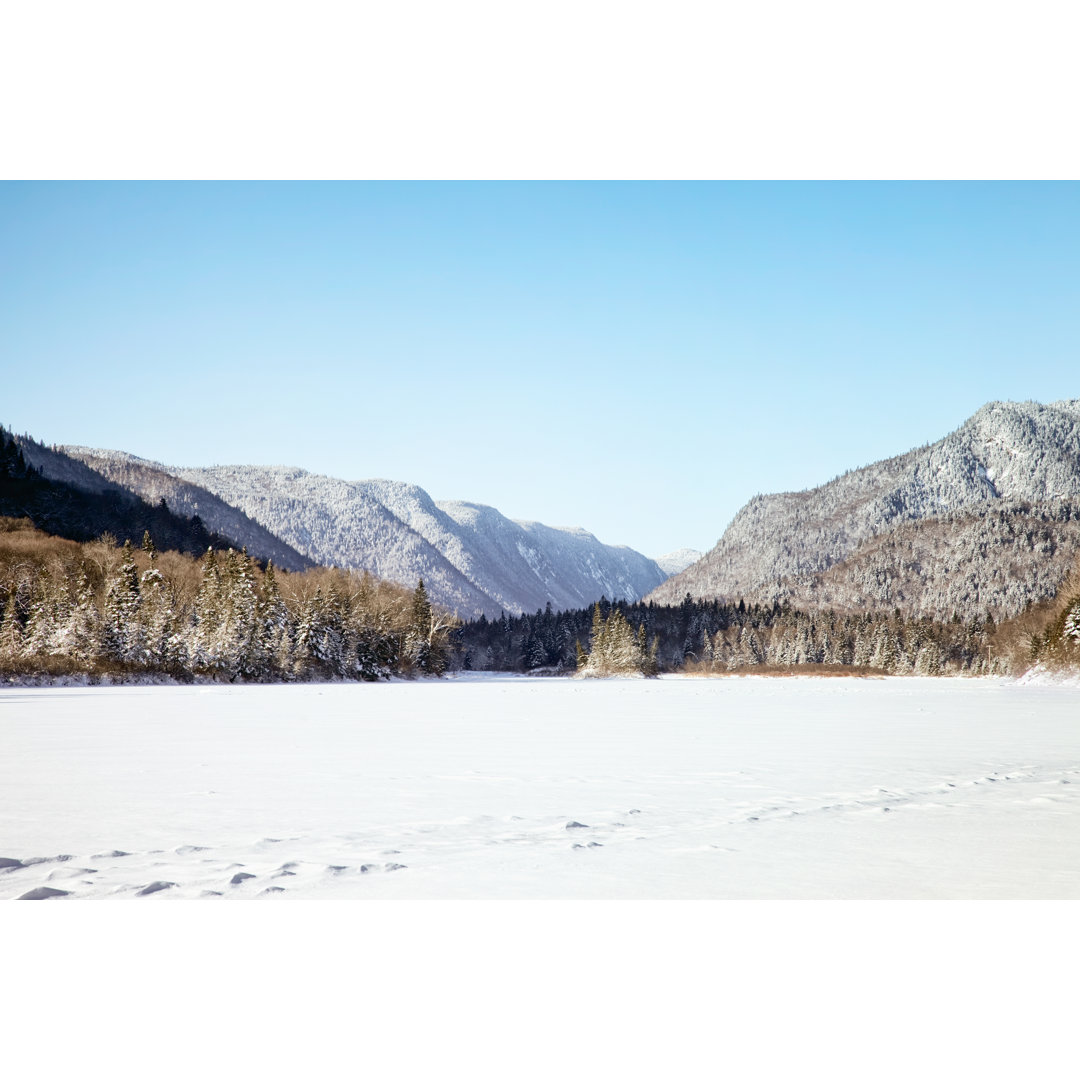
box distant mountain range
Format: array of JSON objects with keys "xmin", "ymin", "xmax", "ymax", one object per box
[
  {"xmin": 55, "ymin": 449, "xmax": 668, "ymax": 618},
  {"xmin": 649, "ymin": 399, "xmax": 1080, "ymax": 621}
]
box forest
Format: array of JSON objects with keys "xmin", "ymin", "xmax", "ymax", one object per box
[
  {"xmin": 2, "ymin": 505, "xmax": 1077, "ymax": 683},
  {"xmin": 0, "ymin": 517, "xmax": 456, "ymax": 682},
  {"xmin": 453, "ymin": 569, "xmax": 1080, "ymax": 678}
]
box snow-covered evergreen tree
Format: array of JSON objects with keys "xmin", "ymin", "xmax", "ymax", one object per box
[
  {"xmin": 1063, "ymin": 599, "xmax": 1080, "ymax": 644},
  {"xmin": 578, "ymin": 604, "xmax": 657, "ymax": 677},
  {"xmin": 66, "ymin": 566, "xmax": 102, "ymax": 664},
  {"xmin": 191, "ymin": 548, "xmax": 224, "ymax": 672},
  {"xmin": 255, "ymin": 561, "xmax": 292, "ymax": 678},
  {"xmin": 102, "ymin": 540, "xmax": 140, "ymax": 662},
  {"xmin": 139, "ymin": 559, "xmax": 182, "ymax": 671}
]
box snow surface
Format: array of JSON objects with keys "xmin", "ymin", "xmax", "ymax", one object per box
[{"xmin": 3, "ymin": 674, "xmax": 1079, "ymax": 899}]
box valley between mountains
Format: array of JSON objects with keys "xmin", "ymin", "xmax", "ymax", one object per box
[
  {"xmin": 2, "ymin": 395, "xmax": 1079, "ymax": 686},
  {"xmin": 20, "ymin": 396, "xmax": 1078, "ymax": 627}
]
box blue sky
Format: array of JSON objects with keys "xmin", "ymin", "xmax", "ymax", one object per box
[{"xmin": 2, "ymin": 181, "xmax": 1079, "ymax": 555}]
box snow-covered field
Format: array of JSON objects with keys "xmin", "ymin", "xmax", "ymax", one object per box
[{"xmin": 3, "ymin": 673, "xmax": 1079, "ymax": 899}]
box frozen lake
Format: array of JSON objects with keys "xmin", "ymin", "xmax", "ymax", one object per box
[{"xmin": 2, "ymin": 673, "xmax": 1079, "ymax": 899}]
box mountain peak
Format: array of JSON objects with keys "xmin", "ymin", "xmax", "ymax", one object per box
[{"xmin": 647, "ymin": 398, "xmax": 1080, "ymax": 619}]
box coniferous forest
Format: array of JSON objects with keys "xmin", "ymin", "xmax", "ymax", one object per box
[
  {"xmin": 452, "ymin": 595, "xmax": 1006, "ymax": 676},
  {"xmin": 0, "ymin": 517, "xmax": 456, "ymax": 683},
  {"xmin": 2, "ymin": 502, "xmax": 1078, "ymax": 683}
]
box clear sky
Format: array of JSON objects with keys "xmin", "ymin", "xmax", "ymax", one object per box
[{"xmin": 2, "ymin": 181, "xmax": 1079, "ymax": 556}]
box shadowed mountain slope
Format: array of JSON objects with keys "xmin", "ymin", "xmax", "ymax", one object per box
[
  {"xmin": 58, "ymin": 447, "xmax": 314, "ymax": 571},
  {"xmin": 3, "ymin": 434, "xmax": 228, "ymax": 555}
]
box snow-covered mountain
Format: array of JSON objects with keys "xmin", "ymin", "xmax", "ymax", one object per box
[
  {"xmin": 648, "ymin": 399, "xmax": 1080, "ymax": 619},
  {"xmin": 58, "ymin": 447, "xmax": 314, "ymax": 571},
  {"xmin": 173, "ymin": 465, "xmax": 666, "ymax": 619},
  {"xmin": 653, "ymin": 548, "xmax": 703, "ymax": 576},
  {"xmin": 64, "ymin": 451, "xmax": 667, "ymax": 619}
]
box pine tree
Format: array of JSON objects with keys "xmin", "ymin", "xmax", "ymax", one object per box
[
  {"xmin": 1063, "ymin": 599, "xmax": 1080, "ymax": 644},
  {"xmin": 102, "ymin": 540, "xmax": 141, "ymax": 662},
  {"xmin": 256, "ymin": 561, "xmax": 291, "ymax": 679},
  {"xmin": 191, "ymin": 548, "xmax": 224, "ymax": 672},
  {"xmin": 66, "ymin": 566, "xmax": 103, "ymax": 664},
  {"xmin": 406, "ymin": 579, "xmax": 433, "ymax": 673},
  {"xmin": 403, "ymin": 579, "xmax": 453, "ymax": 675},
  {"xmin": 224, "ymin": 549, "xmax": 259, "ymax": 679},
  {"xmin": 578, "ymin": 606, "xmax": 656, "ymax": 677},
  {"xmin": 870, "ymin": 621, "xmax": 897, "ymax": 672},
  {"xmin": 138, "ymin": 560, "xmax": 181, "ymax": 671}
]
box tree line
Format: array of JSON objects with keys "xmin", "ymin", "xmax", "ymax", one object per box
[
  {"xmin": 453, "ymin": 593, "xmax": 1019, "ymax": 676},
  {"xmin": 3, "ymin": 506, "xmax": 1078, "ymax": 684},
  {"xmin": 0, "ymin": 517, "xmax": 455, "ymax": 682}
]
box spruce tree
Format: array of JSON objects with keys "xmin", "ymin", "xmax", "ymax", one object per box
[
  {"xmin": 407, "ymin": 579, "xmax": 433, "ymax": 674},
  {"xmin": 256, "ymin": 562, "xmax": 291, "ymax": 679},
  {"xmin": 67, "ymin": 566, "xmax": 103, "ymax": 664},
  {"xmin": 102, "ymin": 541, "xmax": 141, "ymax": 662},
  {"xmin": 192, "ymin": 548, "xmax": 223, "ymax": 672}
]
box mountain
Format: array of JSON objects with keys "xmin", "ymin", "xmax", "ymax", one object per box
[
  {"xmin": 59, "ymin": 448, "xmax": 313, "ymax": 572},
  {"xmin": 172, "ymin": 466, "xmax": 667, "ymax": 619},
  {"xmin": 2, "ymin": 433, "xmax": 231, "ymax": 556},
  {"xmin": 63, "ymin": 453, "xmax": 667, "ymax": 619},
  {"xmin": 648, "ymin": 399, "xmax": 1080, "ymax": 620},
  {"xmin": 654, "ymin": 548, "xmax": 703, "ymax": 576}
]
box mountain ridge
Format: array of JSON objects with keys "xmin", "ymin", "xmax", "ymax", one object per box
[
  {"xmin": 61, "ymin": 450, "xmax": 667, "ymax": 619},
  {"xmin": 648, "ymin": 398, "xmax": 1080, "ymax": 619}
]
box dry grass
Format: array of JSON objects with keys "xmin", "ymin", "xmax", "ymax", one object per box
[{"xmin": 682, "ymin": 662, "xmax": 887, "ymax": 679}]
